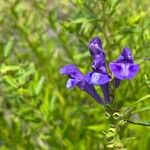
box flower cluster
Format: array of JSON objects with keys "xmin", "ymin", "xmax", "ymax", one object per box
[{"xmin": 60, "ymin": 37, "xmax": 140, "ymax": 105}]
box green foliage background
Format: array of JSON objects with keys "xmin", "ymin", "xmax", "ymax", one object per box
[{"xmin": 0, "ymin": 0, "xmax": 150, "ymax": 149}]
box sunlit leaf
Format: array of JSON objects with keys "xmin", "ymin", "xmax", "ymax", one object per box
[
  {"xmin": 87, "ymin": 124, "xmax": 105, "ymax": 131},
  {"xmin": 131, "ymin": 106, "xmax": 150, "ymax": 113},
  {"xmin": 0, "ymin": 65, "xmax": 20, "ymax": 73},
  {"xmin": 135, "ymin": 94, "xmax": 150, "ymax": 104},
  {"xmin": 3, "ymin": 75, "xmax": 19, "ymax": 88},
  {"xmin": 3, "ymin": 37, "xmax": 14, "ymax": 57}
]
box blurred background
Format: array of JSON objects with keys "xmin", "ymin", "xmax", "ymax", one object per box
[{"xmin": 0, "ymin": 0, "xmax": 150, "ymax": 149}]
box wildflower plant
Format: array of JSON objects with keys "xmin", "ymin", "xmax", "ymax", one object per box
[
  {"xmin": 60, "ymin": 37, "xmax": 149, "ymax": 149},
  {"xmin": 0, "ymin": 0, "xmax": 150, "ymax": 149}
]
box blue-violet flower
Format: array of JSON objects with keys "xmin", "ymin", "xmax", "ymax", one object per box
[
  {"xmin": 88, "ymin": 37, "xmax": 111, "ymax": 103},
  {"xmin": 60, "ymin": 64, "xmax": 104, "ymax": 104},
  {"xmin": 109, "ymin": 47, "xmax": 140, "ymax": 80}
]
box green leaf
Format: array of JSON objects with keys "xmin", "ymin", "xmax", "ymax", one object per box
[
  {"xmin": 71, "ymin": 18, "xmax": 90, "ymax": 24},
  {"xmin": 3, "ymin": 37, "xmax": 14, "ymax": 57},
  {"xmin": 71, "ymin": 0, "xmax": 84, "ymax": 6},
  {"xmin": 87, "ymin": 124, "xmax": 105, "ymax": 131},
  {"xmin": 74, "ymin": 51, "xmax": 89, "ymax": 60},
  {"xmin": 109, "ymin": 0, "xmax": 120, "ymax": 10},
  {"xmin": 0, "ymin": 65, "xmax": 20, "ymax": 74},
  {"xmin": 35, "ymin": 76, "xmax": 45, "ymax": 95},
  {"xmin": 127, "ymin": 120, "xmax": 150, "ymax": 126},
  {"xmin": 135, "ymin": 94, "xmax": 150, "ymax": 104},
  {"xmin": 50, "ymin": 93, "xmax": 56, "ymax": 112},
  {"xmin": 128, "ymin": 12, "xmax": 145, "ymax": 25},
  {"xmin": 131, "ymin": 106, "xmax": 150, "ymax": 113},
  {"xmin": 48, "ymin": 8, "xmax": 58, "ymax": 30},
  {"xmin": 123, "ymin": 137, "xmax": 136, "ymax": 144},
  {"xmin": 144, "ymin": 75, "xmax": 150, "ymax": 88},
  {"xmin": 3, "ymin": 75, "xmax": 19, "ymax": 88}
]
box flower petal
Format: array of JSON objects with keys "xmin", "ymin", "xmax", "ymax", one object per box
[
  {"xmin": 89, "ymin": 37, "xmax": 102, "ymax": 49},
  {"xmin": 109, "ymin": 63, "xmax": 123, "ymax": 79},
  {"xmin": 100, "ymin": 83, "xmax": 111, "ymax": 103},
  {"xmin": 127, "ymin": 64, "xmax": 140, "ymax": 79},
  {"xmin": 117, "ymin": 47, "xmax": 134, "ymax": 63},
  {"xmin": 88, "ymin": 37, "xmax": 105, "ymax": 60},
  {"xmin": 66, "ymin": 79, "xmax": 80, "ymax": 88},
  {"xmin": 81, "ymin": 83, "xmax": 104, "ymax": 104},
  {"xmin": 109, "ymin": 63, "xmax": 139, "ymax": 80},
  {"xmin": 92, "ymin": 56, "xmax": 106, "ymax": 70},
  {"xmin": 91, "ymin": 72, "xmax": 110, "ymax": 85},
  {"xmin": 60, "ymin": 64, "xmax": 83, "ymax": 79},
  {"xmin": 85, "ymin": 72, "xmax": 92, "ymax": 83}
]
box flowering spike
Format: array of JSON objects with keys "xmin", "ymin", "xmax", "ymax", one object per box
[{"xmin": 60, "ymin": 38, "xmax": 140, "ymax": 106}]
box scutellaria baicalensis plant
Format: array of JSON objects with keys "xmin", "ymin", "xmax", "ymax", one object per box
[{"xmin": 60, "ymin": 37, "xmax": 140, "ymax": 105}]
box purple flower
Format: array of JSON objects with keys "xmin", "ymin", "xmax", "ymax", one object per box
[
  {"xmin": 60, "ymin": 64, "xmax": 104, "ymax": 104},
  {"xmin": 88, "ymin": 37, "xmax": 110, "ymax": 85},
  {"xmin": 88, "ymin": 37, "xmax": 105, "ymax": 68},
  {"xmin": 109, "ymin": 47, "xmax": 140, "ymax": 80},
  {"xmin": 88, "ymin": 37, "xmax": 111, "ymax": 103}
]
